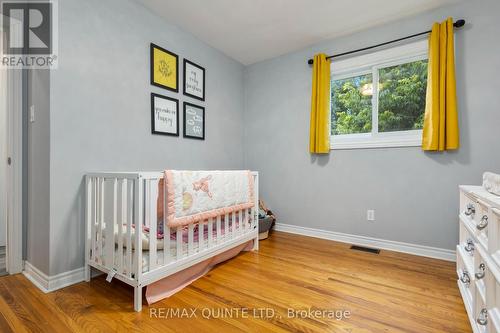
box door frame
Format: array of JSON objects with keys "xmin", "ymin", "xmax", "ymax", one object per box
[{"xmin": 3, "ymin": 16, "xmax": 24, "ymax": 274}]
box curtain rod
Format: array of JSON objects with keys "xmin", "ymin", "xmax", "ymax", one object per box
[{"xmin": 307, "ymin": 19, "xmax": 466, "ymax": 65}]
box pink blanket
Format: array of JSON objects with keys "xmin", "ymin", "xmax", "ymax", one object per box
[
  {"xmin": 164, "ymin": 170, "xmax": 254, "ymax": 228},
  {"xmin": 145, "ymin": 240, "xmax": 254, "ymax": 304}
]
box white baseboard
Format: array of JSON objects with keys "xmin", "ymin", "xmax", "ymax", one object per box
[
  {"xmin": 23, "ymin": 261, "xmax": 85, "ymax": 293},
  {"xmin": 274, "ymin": 223, "xmax": 455, "ymax": 262}
]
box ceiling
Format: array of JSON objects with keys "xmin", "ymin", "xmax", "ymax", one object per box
[{"xmin": 138, "ymin": 0, "xmax": 460, "ymax": 65}]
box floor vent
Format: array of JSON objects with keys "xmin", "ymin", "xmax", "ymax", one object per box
[{"xmin": 350, "ymin": 245, "xmax": 380, "ymax": 254}]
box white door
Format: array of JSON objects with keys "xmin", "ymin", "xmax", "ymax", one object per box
[
  {"xmin": 2, "ymin": 16, "xmax": 24, "ymax": 274},
  {"xmin": 0, "ymin": 31, "xmax": 7, "ymax": 249}
]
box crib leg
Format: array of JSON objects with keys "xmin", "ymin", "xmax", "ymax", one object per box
[
  {"xmin": 84, "ymin": 264, "xmax": 91, "ymax": 282},
  {"xmin": 134, "ymin": 286, "xmax": 143, "ymax": 312},
  {"xmin": 252, "ymin": 236, "xmax": 259, "ymax": 251}
]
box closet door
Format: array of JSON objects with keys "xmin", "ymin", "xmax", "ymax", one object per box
[{"xmin": 0, "ymin": 29, "xmax": 8, "ymax": 255}]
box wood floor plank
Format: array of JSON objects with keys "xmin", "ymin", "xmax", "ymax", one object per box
[{"xmin": 0, "ymin": 231, "xmax": 470, "ymax": 332}]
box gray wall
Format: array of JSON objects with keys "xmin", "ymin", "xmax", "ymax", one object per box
[
  {"xmin": 26, "ymin": 69, "xmax": 51, "ymax": 274},
  {"xmin": 47, "ymin": 0, "xmax": 245, "ymax": 275},
  {"xmin": 243, "ymin": 0, "xmax": 500, "ymax": 250},
  {"xmin": 28, "ymin": 0, "xmax": 500, "ymax": 276}
]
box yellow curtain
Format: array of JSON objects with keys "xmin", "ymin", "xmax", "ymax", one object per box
[
  {"xmin": 309, "ymin": 53, "xmax": 331, "ymax": 154},
  {"xmin": 422, "ymin": 17, "xmax": 459, "ymax": 151}
]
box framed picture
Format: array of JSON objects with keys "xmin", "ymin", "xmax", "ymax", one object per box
[
  {"xmin": 150, "ymin": 43, "xmax": 178, "ymax": 92},
  {"xmin": 151, "ymin": 93, "xmax": 179, "ymax": 136},
  {"xmin": 183, "ymin": 59, "xmax": 205, "ymax": 101},
  {"xmin": 183, "ymin": 102, "xmax": 205, "ymax": 140}
]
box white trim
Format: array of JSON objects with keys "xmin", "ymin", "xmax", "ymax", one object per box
[
  {"xmin": 23, "ymin": 261, "xmax": 85, "ymax": 293},
  {"xmin": 5, "ymin": 18, "xmax": 23, "ymax": 274},
  {"xmin": 330, "ymin": 39, "xmax": 427, "ymax": 150},
  {"xmin": 330, "ymin": 130, "xmax": 422, "ymax": 150},
  {"xmin": 274, "ymin": 223, "xmax": 455, "ymax": 261}
]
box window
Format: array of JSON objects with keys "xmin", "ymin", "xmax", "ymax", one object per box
[{"xmin": 330, "ymin": 40, "xmax": 428, "ymax": 149}]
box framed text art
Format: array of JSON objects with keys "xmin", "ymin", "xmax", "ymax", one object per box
[
  {"xmin": 183, "ymin": 59, "xmax": 205, "ymax": 101},
  {"xmin": 151, "ymin": 93, "xmax": 179, "ymax": 136},
  {"xmin": 150, "ymin": 43, "xmax": 179, "ymax": 92},
  {"xmin": 183, "ymin": 102, "xmax": 205, "ymax": 140}
]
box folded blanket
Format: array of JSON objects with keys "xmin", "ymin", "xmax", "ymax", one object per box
[
  {"xmin": 483, "ymin": 172, "xmax": 500, "ymax": 196},
  {"xmin": 164, "ymin": 170, "xmax": 254, "ymax": 228}
]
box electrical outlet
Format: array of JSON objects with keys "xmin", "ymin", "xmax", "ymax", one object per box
[
  {"xmin": 367, "ymin": 210, "xmax": 375, "ymax": 221},
  {"xmin": 29, "ymin": 105, "xmax": 35, "ymax": 123}
]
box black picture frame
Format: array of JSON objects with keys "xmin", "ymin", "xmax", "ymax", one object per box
[
  {"xmin": 183, "ymin": 102, "xmax": 205, "ymax": 140},
  {"xmin": 183, "ymin": 58, "xmax": 205, "ymax": 101},
  {"xmin": 150, "ymin": 43, "xmax": 179, "ymax": 92},
  {"xmin": 151, "ymin": 93, "xmax": 179, "ymax": 136}
]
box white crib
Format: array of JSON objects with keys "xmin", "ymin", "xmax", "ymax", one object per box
[{"xmin": 84, "ymin": 171, "xmax": 259, "ymax": 311}]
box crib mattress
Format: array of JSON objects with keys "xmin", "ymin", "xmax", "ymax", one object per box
[
  {"xmin": 99, "ymin": 220, "xmax": 250, "ymax": 273},
  {"xmin": 114, "ymin": 245, "xmax": 185, "ymax": 274},
  {"xmin": 107, "ymin": 232, "xmax": 249, "ymax": 273}
]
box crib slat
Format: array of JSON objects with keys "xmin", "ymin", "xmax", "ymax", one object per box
[
  {"xmin": 126, "ymin": 181, "xmax": 133, "ymax": 277},
  {"xmin": 134, "ymin": 178, "xmax": 143, "ymax": 282},
  {"xmin": 248, "ymin": 207, "xmax": 253, "ymax": 230},
  {"xmin": 216, "ymin": 215, "xmax": 222, "ymax": 243},
  {"xmin": 200, "ymin": 220, "xmax": 205, "ymax": 250},
  {"xmin": 232, "ymin": 211, "xmax": 236, "ymax": 237},
  {"xmin": 164, "ymin": 224, "xmax": 170, "ymax": 264},
  {"xmin": 95, "ymin": 178, "xmax": 100, "ymax": 263},
  {"xmin": 90, "ymin": 178, "xmax": 96, "ymax": 262},
  {"xmin": 117, "ymin": 179, "xmax": 125, "ymax": 274},
  {"xmin": 104, "ymin": 179, "xmax": 117, "ymax": 271},
  {"xmin": 163, "ymin": 177, "xmax": 170, "ymax": 264},
  {"xmin": 240, "ymin": 209, "xmax": 245, "ymax": 235},
  {"xmin": 224, "ymin": 213, "xmax": 229, "ymax": 239},
  {"xmin": 238, "ymin": 210, "xmax": 243, "ymax": 236},
  {"xmin": 85, "ymin": 177, "xmax": 92, "ymax": 280},
  {"xmin": 149, "ymin": 180, "xmax": 157, "ymax": 271},
  {"xmin": 242, "ymin": 209, "xmax": 247, "ymax": 234},
  {"xmin": 208, "ymin": 218, "xmax": 213, "ymax": 248},
  {"xmin": 97, "ymin": 178, "xmax": 104, "ymax": 264},
  {"xmin": 188, "ymin": 224, "xmax": 194, "ymax": 255},
  {"xmin": 176, "ymin": 228, "xmax": 182, "ymax": 259}
]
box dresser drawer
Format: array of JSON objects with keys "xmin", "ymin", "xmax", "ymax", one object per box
[
  {"xmin": 484, "ymin": 260, "xmax": 500, "ymax": 333},
  {"xmin": 461, "ymin": 190, "xmax": 480, "ymax": 225},
  {"xmin": 459, "ymin": 218, "xmax": 476, "ymax": 271},
  {"xmin": 474, "ymin": 287, "xmax": 489, "ymax": 333},
  {"xmin": 476, "ymin": 199, "xmax": 492, "ymax": 251},
  {"xmin": 489, "ymin": 209, "xmax": 500, "ymax": 267},
  {"xmin": 475, "ymin": 244, "xmax": 488, "ymax": 305},
  {"xmin": 457, "ymin": 244, "xmax": 475, "ymax": 314}
]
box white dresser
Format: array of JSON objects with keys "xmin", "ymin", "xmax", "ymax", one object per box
[{"xmin": 458, "ymin": 185, "xmax": 500, "ymax": 332}]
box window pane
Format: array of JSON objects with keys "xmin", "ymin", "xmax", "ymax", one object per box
[
  {"xmin": 331, "ymin": 73, "xmax": 373, "ymax": 135},
  {"xmin": 378, "ymin": 60, "xmax": 428, "ymax": 132}
]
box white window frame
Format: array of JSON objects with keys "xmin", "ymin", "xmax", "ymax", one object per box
[{"xmin": 330, "ymin": 39, "xmax": 428, "ymax": 150}]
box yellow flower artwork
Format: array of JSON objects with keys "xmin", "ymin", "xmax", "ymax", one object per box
[{"xmin": 150, "ymin": 43, "xmax": 178, "ymax": 92}]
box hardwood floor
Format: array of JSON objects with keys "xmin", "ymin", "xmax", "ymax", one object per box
[{"xmin": 0, "ymin": 231, "xmax": 470, "ymax": 332}]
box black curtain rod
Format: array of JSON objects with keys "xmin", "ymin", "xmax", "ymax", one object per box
[{"xmin": 307, "ymin": 19, "xmax": 465, "ymax": 65}]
